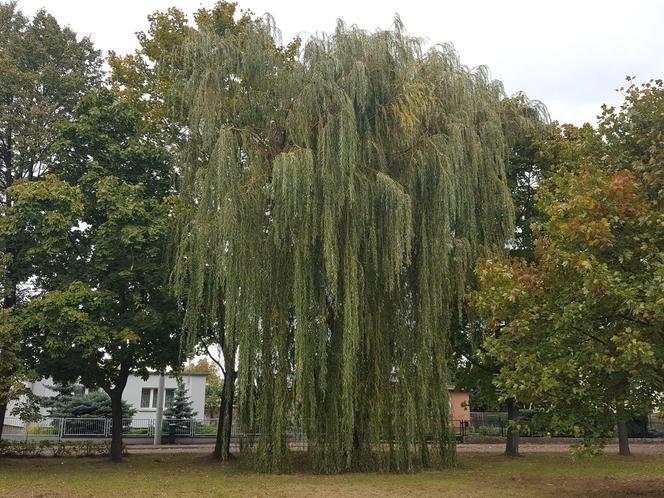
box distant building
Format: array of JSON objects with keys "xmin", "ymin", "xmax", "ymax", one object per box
[
  {"xmin": 448, "ymin": 386, "xmax": 470, "ymax": 423},
  {"xmin": 7, "ymin": 373, "xmax": 207, "ymax": 422},
  {"xmin": 125, "ymin": 373, "xmax": 206, "ymax": 420}
]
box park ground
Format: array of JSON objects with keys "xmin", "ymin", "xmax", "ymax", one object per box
[{"xmin": 2, "ymin": 445, "xmax": 664, "ymax": 497}]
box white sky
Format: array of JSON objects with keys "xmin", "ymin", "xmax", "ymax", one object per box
[{"xmin": 17, "ymin": 0, "xmax": 664, "ymax": 125}]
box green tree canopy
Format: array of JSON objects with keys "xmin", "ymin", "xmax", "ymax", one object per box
[
  {"xmin": 0, "ymin": 1, "xmax": 101, "ymax": 436},
  {"xmin": 109, "ymin": 2, "xmax": 263, "ymax": 461},
  {"xmin": 475, "ymin": 79, "xmax": 664, "ymax": 456},
  {"xmin": 15, "ymin": 88, "xmax": 181, "ymax": 461},
  {"xmin": 171, "ymin": 13, "xmax": 537, "ymax": 473},
  {"xmin": 451, "ymin": 94, "xmax": 551, "ymax": 456}
]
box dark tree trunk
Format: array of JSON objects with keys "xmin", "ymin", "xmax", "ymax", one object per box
[
  {"xmin": 1, "ymin": 261, "xmax": 17, "ymax": 442},
  {"xmin": 617, "ymin": 420, "xmax": 631, "ymax": 456},
  {"xmin": 211, "ymin": 299, "xmax": 236, "ymax": 461},
  {"xmin": 504, "ymin": 398, "xmax": 520, "ymax": 457},
  {"xmin": 107, "ymin": 363, "xmax": 130, "ymax": 462},
  {"xmin": 110, "ymin": 390, "xmax": 124, "ymax": 462},
  {"xmin": 0, "ymin": 401, "xmax": 7, "ymax": 440},
  {"xmin": 616, "ymin": 405, "xmax": 631, "ymax": 456},
  {"xmin": 213, "ymin": 364, "xmax": 236, "ymax": 460}
]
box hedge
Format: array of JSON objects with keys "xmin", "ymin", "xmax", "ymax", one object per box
[{"xmin": 0, "ymin": 439, "xmax": 126, "ymax": 458}]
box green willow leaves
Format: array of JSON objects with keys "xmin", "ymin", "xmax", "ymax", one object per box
[{"xmin": 172, "ymin": 15, "xmax": 539, "ymax": 473}]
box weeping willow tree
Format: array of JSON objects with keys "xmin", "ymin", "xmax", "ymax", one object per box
[{"xmin": 172, "ymin": 13, "xmax": 525, "ymax": 473}]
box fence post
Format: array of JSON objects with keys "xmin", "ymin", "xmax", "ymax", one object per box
[
  {"xmin": 58, "ymin": 418, "xmax": 64, "ymax": 440},
  {"xmin": 104, "ymin": 418, "xmax": 110, "ymax": 438}
]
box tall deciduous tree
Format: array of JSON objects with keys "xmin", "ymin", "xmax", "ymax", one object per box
[
  {"xmin": 16, "ymin": 89, "xmax": 180, "ymax": 461},
  {"xmin": 452, "ymin": 94, "xmax": 550, "ymax": 457},
  {"xmin": 109, "ymin": 2, "xmax": 258, "ymax": 461},
  {"xmin": 171, "ymin": 13, "xmax": 531, "ymax": 472},
  {"xmin": 475, "ymin": 79, "xmax": 664, "ymax": 457},
  {"xmin": 0, "ymin": 1, "xmax": 101, "ymax": 435}
]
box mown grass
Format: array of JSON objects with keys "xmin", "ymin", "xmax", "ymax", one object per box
[{"xmin": 1, "ymin": 452, "xmax": 664, "ymax": 497}]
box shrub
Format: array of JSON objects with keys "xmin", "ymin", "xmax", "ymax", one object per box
[
  {"xmin": 0, "ymin": 439, "xmax": 125, "ymax": 458},
  {"xmin": 48, "ymin": 391, "xmax": 136, "ymax": 418}
]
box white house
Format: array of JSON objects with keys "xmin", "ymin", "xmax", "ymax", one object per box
[
  {"xmin": 125, "ymin": 373, "xmax": 207, "ymax": 420},
  {"xmin": 7, "ymin": 373, "xmax": 207, "ymax": 422}
]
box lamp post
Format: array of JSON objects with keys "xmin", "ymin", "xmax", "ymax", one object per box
[{"xmin": 153, "ymin": 373, "xmax": 165, "ymax": 445}]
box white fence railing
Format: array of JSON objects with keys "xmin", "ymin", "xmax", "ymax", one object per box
[{"xmin": 1, "ymin": 417, "xmax": 224, "ymax": 440}]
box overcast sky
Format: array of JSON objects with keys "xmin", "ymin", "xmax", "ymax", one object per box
[{"xmin": 17, "ymin": 0, "xmax": 664, "ymax": 125}]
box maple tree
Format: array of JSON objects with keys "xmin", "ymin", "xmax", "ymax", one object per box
[{"xmin": 475, "ymin": 79, "xmax": 664, "ymax": 456}]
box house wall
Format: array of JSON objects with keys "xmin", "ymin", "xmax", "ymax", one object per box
[
  {"xmin": 6, "ymin": 374, "xmax": 207, "ymax": 423},
  {"xmin": 125, "ymin": 373, "xmax": 206, "ymax": 420},
  {"xmin": 6, "ymin": 379, "xmax": 68, "ymax": 418},
  {"xmin": 449, "ymin": 390, "xmax": 470, "ymax": 422}
]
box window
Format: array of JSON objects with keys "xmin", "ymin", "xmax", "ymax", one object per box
[
  {"xmin": 140, "ymin": 387, "xmax": 176, "ymax": 409},
  {"xmin": 140, "ymin": 388, "xmax": 151, "ymax": 408}
]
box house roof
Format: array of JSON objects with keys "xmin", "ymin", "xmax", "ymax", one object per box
[{"xmin": 143, "ymin": 371, "xmax": 209, "ymax": 378}]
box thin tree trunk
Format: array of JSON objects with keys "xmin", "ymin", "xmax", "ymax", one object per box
[
  {"xmin": 213, "ymin": 395, "xmax": 225, "ymax": 459},
  {"xmin": 1, "ymin": 263, "xmax": 17, "ymax": 443},
  {"xmin": 504, "ymin": 398, "xmax": 520, "ymax": 457},
  {"xmin": 1, "ymin": 132, "xmax": 15, "ymax": 444},
  {"xmin": 0, "ymin": 402, "xmax": 6, "ymax": 440},
  {"xmin": 616, "ymin": 405, "xmax": 631, "ymax": 456},
  {"xmin": 108, "ymin": 363, "xmax": 130, "ymax": 462},
  {"xmin": 214, "ymin": 362, "xmax": 236, "ymax": 460},
  {"xmin": 220, "ymin": 367, "xmax": 236, "ymax": 460}
]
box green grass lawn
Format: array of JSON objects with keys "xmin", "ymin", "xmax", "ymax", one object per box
[{"xmin": 2, "ymin": 452, "xmax": 664, "ymax": 497}]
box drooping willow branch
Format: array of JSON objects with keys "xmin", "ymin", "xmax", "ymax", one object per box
[{"xmin": 171, "ymin": 15, "xmax": 542, "ymax": 473}]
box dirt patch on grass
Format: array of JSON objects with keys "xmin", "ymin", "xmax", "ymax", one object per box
[{"xmin": 504, "ymin": 476, "xmax": 664, "ymax": 497}]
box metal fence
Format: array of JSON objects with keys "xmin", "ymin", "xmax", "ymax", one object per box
[
  {"xmin": 3, "ymin": 417, "xmax": 454, "ymax": 446},
  {"xmin": 649, "ymin": 414, "xmax": 664, "ymax": 434},
  {"xmin": 1, "ymin": 417, "xmax": 227, "ymax": 440},
  {"xmin": 7, "ymin": 414, "xmax": 662, "ymax": 443},
  {"xmin": 459, "ymin": 412, "xmax": 664, "ymax": 439},
  {"xmin": 467, "ymin": 412, "xmax": 508, "ymax": 437}
]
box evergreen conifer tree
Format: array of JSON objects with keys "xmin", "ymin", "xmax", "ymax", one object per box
[{"xmin": 164, "ymin": 380, "xmax": 197, "ymax": 420}]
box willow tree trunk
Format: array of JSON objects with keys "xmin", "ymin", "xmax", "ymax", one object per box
[
  {"xmin": 213, "ymin": 366, "xmax": 236, "ymax": 460},
  {"xmin": 616, "ymin": 405, "xmax": 631, "ymax": 456},
  {"xmin": 504, "ymin": 398, "xmax": 520, "ymax": 457}
]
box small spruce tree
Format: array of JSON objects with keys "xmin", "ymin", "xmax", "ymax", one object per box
[
  {"xmin": 48, "ymin": 391, "xmax": 136, "ymax": 418},
  {"xmin": 164, "ymin": 380, "xmax": 197, "ymax": 420}
]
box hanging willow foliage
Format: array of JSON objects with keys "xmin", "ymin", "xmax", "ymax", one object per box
[{"xmin": 171, "ymin": 14, "xmax": 536, "ymax": 473}]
